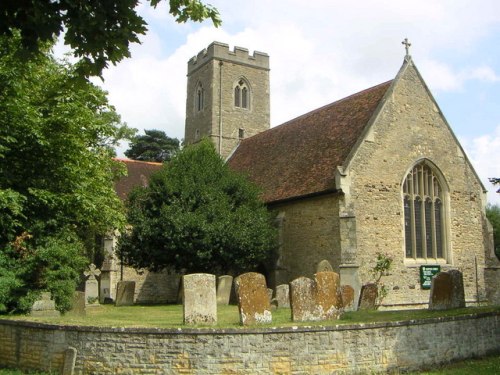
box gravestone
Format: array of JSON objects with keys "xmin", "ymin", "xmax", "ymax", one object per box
[
  {"xmin": 448, "ymin": 269, "xmax": 466, "ymax": 308},
  {"xmin": 316, "ymin": 259, "xmax": 334, "ymax": 273},
  {"xmin": 234, "ymin": 272, "xmax": 272, "ymax": 325},
  {"xmin": 183, "ymin": 273, "xmax": 217, "ymax": 325},
  {"xmin": 315, "ymin": 272, "xmax": 342, "ymax": 320},
  {"xmin": 267, "ymin": 288, "xmax": 273, "ymax": 303},
  {"xmin": 84, "ymin": 263, "xmax": 101, "ymax": 306},
  {"xmin": 115, "ymin": 281, "xmax": 136, "ymax": 307},
  {"xmin": 68, "ymin": 291, "xmax": 86, "ymax": 316},
  {"xmin": 289, "ymin": 277, "xmax": 317, "ymax": 322},
  {"xmin": 63, "ymin": 347, "xmax": 77, "ymax": 375},
  {"xmin": 341, "ymin": 285, "xmax": 355, "ymax": 311},
  {"xmin": 429, "ymin": 270, "xmax": 465, "ymax": 310},
  {"xmin": 30, "ymin": 292, "xmax": 60, "ymax": 317},
  {"xmin": 275, "ymin": 284, "xmax": 290, "ymax": 308},
  {"xmin": 358, "ymin": 283, "xmax": 378, "ymax": 310},
  {"xmin": 216, "ymin": 275, "xmax": 233, "ymax": 305}
]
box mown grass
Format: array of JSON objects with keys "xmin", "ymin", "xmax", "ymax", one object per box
[{"xmin": 1, "ymin": 304, "xmax": 499, "ymax": 329}]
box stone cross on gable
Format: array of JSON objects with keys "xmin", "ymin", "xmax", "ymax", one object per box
[
  {"xmin": 84, "ymin": 263, "xmax": 101, "ymax": 280},
  {"xmin": 402, "ymin": 38, "xmax": 411, "ymax": 57}
]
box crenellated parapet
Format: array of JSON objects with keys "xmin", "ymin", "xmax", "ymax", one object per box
[{"xmin": 188, "ymin": 41, "xmax": 269, "ymax": 74}]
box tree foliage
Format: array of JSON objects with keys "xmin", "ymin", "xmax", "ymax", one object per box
[
  {"xmin": 0, "ymin": 34, "xmax": 133, "ymax": 312},
  {"xmin": 0, "ymin": 0, "xmax": 221, "ymax": 76},
  {"xmin": 490, "ymin": 178, "xmax": 500, "ymax": 193},
  {"xmin": 486, "ymin": 204, "xmax": 500, "ymax": 260},
  {"xmin": 119, "ymin": 139, "xmax": 277, "ymax": 275},
  {"xmin": 125, "ymin": 129, "xmax": 180, "ymax": 162}
]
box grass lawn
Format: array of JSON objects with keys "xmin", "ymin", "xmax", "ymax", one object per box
[{"xmin": 1, "ymin": 304, "xmax": 499, "ymax": 329}]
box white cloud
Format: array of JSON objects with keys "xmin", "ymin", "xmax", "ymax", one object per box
[{"xmin": 460, "ymin": 126, "xmax": 500, "ymax": 206}]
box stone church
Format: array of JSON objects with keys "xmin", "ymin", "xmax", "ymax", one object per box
[{"xmin": 109, "ymin": 41, "xmax": 499, "ymax": 308}]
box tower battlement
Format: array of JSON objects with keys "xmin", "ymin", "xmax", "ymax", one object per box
[{"xmin": 187, "ymin": 41, "xmax": 269, "ymax": 74}]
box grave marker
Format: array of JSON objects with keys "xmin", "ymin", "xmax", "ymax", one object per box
[
  {"xmin": 234, "ymin": 272, "xmax": 272, "ymax": 325},
  {"xmin": 183, "ymin": 273, "xmax": 217, "ymax": 325}
]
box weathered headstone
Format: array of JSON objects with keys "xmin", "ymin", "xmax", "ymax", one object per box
[
  {"xmin": 448, "ymin": 269, "xmax": 466, "ymax": 308},
  {"xmin": 30, "ymin": 292, "xmax": 60, "ymax": 317},
  {"xmin": 429, "ymin": 270, "xmax": 465, "ymax": 310},
  {"xmin": 84, "ymin": 263, "xmax": 101, "ymax": 306},
  {"xmin": 183, "ymin": 273, "xmax": 217, "ymax": 325},
  {"xmin": 275, "ymin": 284, "xmax": 290, "ymax": 308},
  {"xmin": 341, "ymin": 285, "xmax": 355, "ymax": 311},
  {"xmin": 315, "ymin": 272, "xmax": 342, "ymax": 320},
  {"xmin": 289, "ymin": 277, "xmax": 317, "ymax": 322},
  {"xmin": 62, "ymin": 347, "xmax": 77, "ymax": 375},
  {"xmin": 316, "ymin": 259, "xmax": 334, "ymax": 273},
  {"xmin": 68, "ymin": 291, "xmax": 86, "ymax": 316},
  {"xmin": 358, "ymin": 283, "xmax": 378, "ymax": 310},
  {"xmin": 115, "ymin": 281, "xmax": 136, "ymax": 307},
  {"xmin": 216, "ymin": 275, "xmax": 233, "ymax": 305},
  {"xmin": 267, "ymin": 288, "xmax": 274, "ymax": 303},
  {"xmin": 234, "ymin": 272, "xmax": 272, "ymax": 325}
]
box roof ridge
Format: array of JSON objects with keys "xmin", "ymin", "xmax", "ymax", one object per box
[{"xmin": 113, "ymin": 157, "xmax": 163, "ymax": 166}]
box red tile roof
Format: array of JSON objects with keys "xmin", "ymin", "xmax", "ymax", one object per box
[
  {"xmin": 227, "ymin": 80, "xmax": 392, "ymax": 203},
  {"xmin": 113, "ymin": 158, "xmax": 163, "ymax": 200}
]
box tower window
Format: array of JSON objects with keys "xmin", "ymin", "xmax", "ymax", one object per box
[
  {"xmin": 234, "ymin": 79, "xmax": 249, "ymax": 109},
  {"xmin": 239, "ymin": 128, "xmax": 245, "ymax": 139},
  {"xmin": 196, "ymin": 83, "xmax": 204, "ymax": 111},
  {"xmin": 403, "ymin": 161, "xmax": 447, "ymax": 261}
]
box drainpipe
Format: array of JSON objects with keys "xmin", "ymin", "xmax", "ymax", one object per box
[{"xmin": 218, "ymin": 60, "xmax": 223, "ymax": 155}]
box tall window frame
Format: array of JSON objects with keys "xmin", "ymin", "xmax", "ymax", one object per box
[
  {"xmin": 234, "ymin": 79, "xmax": 250, "ymax": 109},
  {"xmin": 195, "ymin": 82, "xmax": 204, "ymax": 112},
  {"xmin": 403, "ymin": 161, "xmax": 448, "ymax": 262}
]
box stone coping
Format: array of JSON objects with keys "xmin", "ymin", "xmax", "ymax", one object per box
[{"xmin": 1, "ymin": 310, "xmax": 498, "ymax": 335}]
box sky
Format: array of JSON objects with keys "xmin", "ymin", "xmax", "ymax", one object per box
[{"xmin": 63, "ymin": 0, "xmax": 500, "ymax": 205}]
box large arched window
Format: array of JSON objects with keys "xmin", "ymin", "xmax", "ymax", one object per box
[
  {"xmin": 234, "ymin": 79, "xmax": 249, "ymax": 109},
  {"xmin": 403, "ymin": 161, "xmax": 447, "ymax": 261}
]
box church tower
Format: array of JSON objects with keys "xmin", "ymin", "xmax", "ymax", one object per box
[{"xmin": 184, "ymin": 42, "xmax": 270, "ymax": 159}]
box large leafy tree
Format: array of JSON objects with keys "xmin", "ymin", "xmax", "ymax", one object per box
[
  {"xmin": 0, "ymin": 34, "xmax": 134, "ymax": 313},
  {"xmin": 119, "ymin": 139, "xmax": 277, "ymax": 275},
  {"xmin": 490, "ymin": 178, "xmax": 500, "ymax": 193},
  {"xmin": 0, "ymin": 0, "xmax": 221, "ymax": 76},
  {"xmin": 125, "ymin": 129, "xmax": 180, "ymax": 162}
]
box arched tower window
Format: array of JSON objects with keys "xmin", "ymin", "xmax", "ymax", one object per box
[
  {"xmin": 403, "ymin": 161, "xmax": 447, "ymax": 261},
  {"xmin": 234, "ymin": 79, "xmax": 250, "ymax": 109},
  {"xmin": 196, "ymin": 83, "xmax": 204, "ymax": 112}
]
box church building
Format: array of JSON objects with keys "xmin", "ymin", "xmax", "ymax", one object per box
[{"xmin": 181, "ymin": 41, "xmax": 500, "ymax": 308}]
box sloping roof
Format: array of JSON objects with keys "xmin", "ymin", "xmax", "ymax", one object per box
[
  {"xmin": 227, "ymin": 80, "xmax": 392, "ymax": 203},
  {"xmin": 113, "ymin": 158, "xmax": 162, "ymax": 200}
]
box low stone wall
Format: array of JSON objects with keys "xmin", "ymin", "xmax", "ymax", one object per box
[{"xmin": 0, "ymin": 312, "xmax": 499, "ymax": 374}]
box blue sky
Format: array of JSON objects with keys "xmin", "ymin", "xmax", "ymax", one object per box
[{"xmin": 75, "ymin": 0, "xmax": 500, "ymax": 204}]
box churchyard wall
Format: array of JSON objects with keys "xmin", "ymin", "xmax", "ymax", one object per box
[
  {"xmin": 270, "ymin": 194, "xmax": 341, "ymax": 286},
  {"xmin": 0, "ymin": 312, "xmax": 498, "ymax": 374},
  {"xmin": 343, "ymin": 61, "xmax": 499, "ymax": 308}
]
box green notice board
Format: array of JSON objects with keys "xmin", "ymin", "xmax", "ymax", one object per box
[{"xmin": 420, "ymin": 265, "xmax": 441, "ymax": 290}]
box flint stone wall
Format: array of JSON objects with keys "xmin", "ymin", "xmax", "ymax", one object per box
[{"xmin": 1, "ymin": 312, "xmax": 498, "ymax": 374}]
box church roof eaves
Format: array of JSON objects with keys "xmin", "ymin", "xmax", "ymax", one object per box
[
  {"xmin": 227, "ymin": 80, "xmax": 393, "ymax": 203},
  {"xmin": 113, "ymin": 158, "xmax": 163, "ymax": 201}
]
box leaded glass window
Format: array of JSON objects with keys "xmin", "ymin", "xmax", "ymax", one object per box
[
  {"xmin": 403, "ymin": 162, "xmax": 446, "ymax": 260},
  {"xmin": 234, "ymin": 79, "xmax": 249, "ymax": 109}
]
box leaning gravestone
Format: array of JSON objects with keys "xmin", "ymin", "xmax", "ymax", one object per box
[
  {"xmin": 341, "ymin": 285, "xmax": 355, "ymax": 311},
  {"xmin": 316, "ymin": 259, "xmax": 334, "ymax": 273},
  {"xmin": 115, "ymin": 281, "xmax": 136, "ymax": 307},
  {"xmin": 315, "ymin": 272, "xmax": 342, "ymax": 320},
  {"xmin": 30, "ymin": 292, "xmax": 60, "ymax": 317},
  {"xmin": 84, "ymin": 263, "xmax": 101, "ymax": 306},
  {"xmin": 234, "ymin": 272, "xmax": 272, "ymax": 325},
  {"xmin": 429, "ymin": 270, "xmax": 465, "ymax": 310},
  {"xmin": 289, "ymin": 277, "xmax": 317, "ymax": 322},
  {"xmin": 216, "ymin": 275, "xmax": 233, "ymax": 305},
  {"xmin": 183, "ymin": 273, "xmax": 217, "ymax": 325},
  {"xmin": 358, "ymin": 283, "xmax": 378, "ymax": 310},
  {"xmin": 275, "ymin": 284, "xmax": 290, "ymax": 308},
  {"xmin": 448, "ymin": 269, "xmax": 466, "ymax": 308},
  {"xmin": 68, "ymin": 291, "xmax": 86, "ymax": 316}
]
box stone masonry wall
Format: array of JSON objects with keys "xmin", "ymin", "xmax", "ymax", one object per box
[
  {"xmin": 270, "ymin": 194, "xmax": 341, "ymax": 286},
  {"xmin": 121, "ymin": 266, "xmax": 180, "ymax": 304},
  {"xmin": 0, "ymin": 312, "xmax": 498, "ymax": 374},
  {"xmin": 344, "ymin": 61, "xmax": 500, "ymax": 307}
]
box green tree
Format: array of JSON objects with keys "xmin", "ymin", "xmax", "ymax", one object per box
[
  {"xmin": 0, "ymin": 34, "xmax": 133, "ymax": 313},
  {"xmin": 486, "ymin": 204, "xmax": 500, "ymax": 260},
  {"xmin": 119, "ymin": 139, "xmax": 277, "ymax": 275},
  {"xmin": 490, "ymin": 178, "xmax": 500, "ymax": 193},
  {"xmin": 0, "ymin": 0, "xmax": 221, "ymax": 76},
  {"xmin": 125, "ymin": 129, "xmax": 180, "ymax": 162}
]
